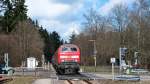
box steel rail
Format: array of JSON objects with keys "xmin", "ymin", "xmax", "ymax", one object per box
[
  {"xmin": 66, "ymin": 80, "xmax": 73, "ymax": 84},
  {"xmin": 82, "ymin": 80, "xmax": 93, "ymax": 84},
  {"xmin": 66, "ymin": 80, "xmax": 93, "ymax": 84}
]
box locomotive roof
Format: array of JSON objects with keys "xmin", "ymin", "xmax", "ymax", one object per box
[{"xmin": 60, "ymin": 44, "xmax": 78, "ymax": 48}]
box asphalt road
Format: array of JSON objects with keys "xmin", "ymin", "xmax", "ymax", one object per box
[{"xmin": 32, "ymin": 79, "xmax": 64, "ymax": 84}]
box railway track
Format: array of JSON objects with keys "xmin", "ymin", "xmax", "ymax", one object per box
[
  {"xmin": 57, "ymin": 72, "xmax": 104, "ymax": 80},
  {"xmin": 66, "ymin": 80, "xmax": 73, "ymax": 84},
  {"xmin": 65, "ymin": 79, "xmax": 92, "ymax": 84},
  {"xmin": 59, "ymin": 72, "xmax": 95, "ymax": 84},
  {"xmin": 82, "ymin": 80, "xmax": 93, "ymax": 84},
  {"xmin": 57, "ymin": 73, "xmax": 88, "ymax": 80}
]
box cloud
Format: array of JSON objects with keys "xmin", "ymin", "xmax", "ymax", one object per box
[
  {"xmin": 62, "ymin": 23, "xmax": 80, "ymax": 41},
  {"xmin": 99, "ymin": 0, "xmax": 135, "ymax": 15},
  {"xmin": 25, "ymin": 0, "xmax": 70, "ymax": 19},
  {"xmin": 25, "ymin": 0, "xmax": 83, "ymax": 41},
  {"xmin": 62, "ymin": 23, "xmax": 80, "ymax": 37},
  {"xmin": 39, "ymin": 18, "xmax": 80, "ymax": 40},
  {"xmin": 26, "ymin": 0, "xmax": 115, "ymax": 41},
  {"xmin": 51, "ymin": 0, "xmax": 83, "ymax": 5}
]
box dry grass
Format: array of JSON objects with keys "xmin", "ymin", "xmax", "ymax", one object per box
[
  {"xmin": 4, "ymin": 76, "xmax": 37, "ymax": 84},
  {"xmin": 81, "ymin": 66, "xmax": 119, "ymax": 73}
]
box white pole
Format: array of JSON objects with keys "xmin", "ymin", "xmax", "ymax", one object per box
[
  {"xmin": 48, "ymin": 61, "xmax": 50, "ymax": 70},
  {"xmin": 42, "ymin": 55, "xmax": 45, "ymax": 68},
  {"xmin": 93, "ymin": 40, "xmax": 97, "ymax": 72},
  {"xmin": 4, "ymin": 53, "xmax": 9, "ymax": 68},
  {"xmin": 95, "ymin": 56, "xmax": 96, "ymax": 72},
  {"xmin": 112, "ymin": 63, "xmax": 114, "ymax": 80}
]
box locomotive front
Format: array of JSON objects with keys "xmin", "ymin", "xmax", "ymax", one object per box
[{"xmin": 55, "ymin": 44, "xmax": 80, "ymax": 74}]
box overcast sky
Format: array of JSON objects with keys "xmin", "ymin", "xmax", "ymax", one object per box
[{"xmin": 25, "ymin": 0, "xmax": 135, "ymax": 41}]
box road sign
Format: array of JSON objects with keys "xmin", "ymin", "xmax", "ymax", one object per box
[
  {"xmin": 111, "ymin": 57, "xmax": 115, "ymax": 80},
  {"xmin": 111, "ymin": 57, "xmax": 116, "ymax": 63}
]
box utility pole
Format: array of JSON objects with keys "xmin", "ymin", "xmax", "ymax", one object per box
[{"xmin": 89, "ymin": 40, "xmax": 97, "ymax": 72}]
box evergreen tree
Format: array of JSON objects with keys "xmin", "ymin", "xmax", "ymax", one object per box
[
  {"xmin": 13, "ymin": 0, "xmax": 27, "ymax": 21},
  {"xmin": 39, "ymin": 28, "xmax": 62, "ymax": 62},
  {"xmin": 69, "ymin": 31, "xmax": 76, "ymax": 44},
  {"xmin": 49, "ymin": 31, "xmax": 61, "ymax": 54},
  {"xmin": 47, "ymin": 31, "xmax": 62, "ymax": 62},
  {"xmin": 1, "ymin": 0, "xmax": 27, "ymax": 33},
  {"xmin": 60, "ymin": 39, "xmax": 64, "ymax": 45},
  {"xmin": 35, "ymin": 20, "xmax": 39, "ymax": 27},
  {"xmin": 38, "ymin": 26, "xmax": 50, "ymax": 62}
]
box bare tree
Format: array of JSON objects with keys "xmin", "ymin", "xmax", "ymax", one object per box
[{"xmin": 12, "ymin": 20, "xmax": 44, "ymax": 66}]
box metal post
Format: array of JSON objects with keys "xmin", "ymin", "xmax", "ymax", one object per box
[
  {"xmin": 111, "ymin": 58, "xmax": 115, "ymax": 80},
  {"xmin": 89, "ymin": 40, "xmax": 97, "ymax": 72},
  {"xmin": 4, "ymin": 53, "xmax": 9, "ymax": 68},
  {"xmin": 93, "ymin": 56, "xmax": 96, "ymax": 72},
  {"xmin": 134, "ymin": 52, "xmax": 139, "ymax": 66},
  {"xmin": 119, "ymin": 48, "xmax": 127, "ymax": 75},
  {"xmin": 119, "ymin": 48, "xmax": 122, "ymax": 74},
  {"xmin": 93, "ymin": 41, "xmax": 97, "ymax": 72},
  {"xmin": 112, "ymin": 63, "xmax": 114, "ymax": 80},
  {"xmin": 42, "ymin": 55, "xmax": 45, "ymax": 68}
]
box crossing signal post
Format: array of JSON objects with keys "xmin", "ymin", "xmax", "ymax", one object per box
[
  {"xmin": 134, "ymin": 52, "xmax": 139, "ymax": 68},
  {"xmin": 119, "ymin": 48, "xmax": 127, "ymax": 74}
]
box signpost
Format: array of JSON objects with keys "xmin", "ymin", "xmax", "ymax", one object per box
[{"xmin": 111, "ymin": 57, "xmax": 116, "ymax": 80}]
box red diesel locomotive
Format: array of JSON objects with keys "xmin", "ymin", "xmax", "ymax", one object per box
[{"xmin": 52, "ymin": 44, "xmax": 80, "ymax": 74}]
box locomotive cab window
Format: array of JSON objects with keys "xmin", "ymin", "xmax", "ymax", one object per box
[
  {"xmin": 62, "ymin": 47, "xmax": 69, "ymax": 51},
  {"xmin": 71, "ymin": 47, "xmax": 77, "ymax": 51}
]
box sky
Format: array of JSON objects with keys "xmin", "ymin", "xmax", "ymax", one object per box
[{"xmin": 25, "ymin": 0, "xmax": 135, "ymax": 41}]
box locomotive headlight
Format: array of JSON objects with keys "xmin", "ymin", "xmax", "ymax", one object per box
[
  {"xmin": 71, "ymin": 56, "xmax": 79, "ymax": 58},
  {"xmin": 61, "ymin": 60, "xmax": 65, "ymax": 62},
  {"xmin": 75, "ymin": 60, "xmax": 78, "ymax": 62}
]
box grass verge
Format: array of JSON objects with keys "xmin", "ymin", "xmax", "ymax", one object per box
[
  {"xmin": 94, "ymin": 80, "xmax": 150, "ymax": 84},
  {"xmin": 4, "ymin": 76, "xmax": 37, "ymax": 84},
  {"xmin": 81, "ymin": 66, "xmax": 119, "ymax": 73}
]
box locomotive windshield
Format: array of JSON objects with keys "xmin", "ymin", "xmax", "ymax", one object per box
[
  {"xmin": 61, "ymin": 47, "xmax": 77, "ymax": 52},
  {"xmin": 62, "ymin": 47, "xmax": 69, "ymax": 51},
  {"xmin": 71, "ymin": 47, "xmax": 77, "ymax": 51}
]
